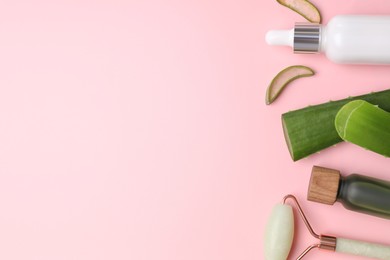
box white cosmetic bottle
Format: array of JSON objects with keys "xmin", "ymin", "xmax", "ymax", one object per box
[{"xmin": 266, "ymin": 15, "xmax": 390, "ymax": 65}]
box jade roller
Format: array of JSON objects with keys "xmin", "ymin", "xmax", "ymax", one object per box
[{"xmin": 264, "ymin": 194, "xmax": 390, "ymax": 259}]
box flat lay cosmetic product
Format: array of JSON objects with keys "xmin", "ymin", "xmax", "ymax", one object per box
[
  {"xmin": 265, "ymin": 195, "xmax": 390, "ymax": 260},
  {"xmin": 308, "ymin": 166, "xmax": 390, "ymax": 219},
  {"xmin": 266, "ymin": 15, "xmax": 390, "ymax": 64}
]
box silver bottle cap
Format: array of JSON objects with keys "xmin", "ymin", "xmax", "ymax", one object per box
[{"xmin": 294, "ymin": 23, "xmax": 321, "ymax": 53}]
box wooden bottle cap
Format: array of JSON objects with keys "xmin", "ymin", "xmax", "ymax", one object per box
[{"xmin": 307, "ymin": 166, "xmax": 341, "ymax": 205}]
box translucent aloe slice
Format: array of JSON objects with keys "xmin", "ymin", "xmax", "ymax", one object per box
[
  {"xmin": 335, "ymin": 100, "xmax": 390, "ymax": 157},
  {"xmin": 277, "ymin": 0, "xmax": 322, "ymax": 23},
  {"xmin": 266, "ymin": 65, "xmax": 314, "ymax": 105}
]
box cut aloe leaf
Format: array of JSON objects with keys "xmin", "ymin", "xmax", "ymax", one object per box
[
  {"xmin": 266, "ymin": 65, "xmax": 314, "ymax": 105},
  {"xmin": 277, "ymin": 0, "xmax": 321, "ymax": 23},
  {"xmin": 335, "ymin": 100, "xmax": 390, "ymax": 157},
  {"xmin": 282, "ymin": 89, "xmax": 390, "ymax": 161}
]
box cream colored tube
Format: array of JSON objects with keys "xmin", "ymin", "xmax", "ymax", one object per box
[{"xmin": 336, "ymin": 237, "xmax": 390, "ymax": 259}]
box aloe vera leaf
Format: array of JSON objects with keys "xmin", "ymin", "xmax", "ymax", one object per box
[
  {"xmin": 266, "ymin": 65, "xmax": 314, "ymax": 105},
  {"xmin": 335, "ymin": 100, "xmax": 390, "ymax": 157},
  {"xmin": 282, "ymin": 89, "xmax": 390, "ymax": 161},
  {"xmin": 277, "ymin": 0, "xmax": 321, "ymax": 23}
]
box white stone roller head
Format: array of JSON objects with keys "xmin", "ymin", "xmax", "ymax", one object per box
[{"xmin": 264, "ymin": 203, "xmax": 294, "ymax": 260}]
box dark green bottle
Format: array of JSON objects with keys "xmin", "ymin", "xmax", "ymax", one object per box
[{"xmin": 307, "ymin": 165, "xmax": 390, "ymax": 219}]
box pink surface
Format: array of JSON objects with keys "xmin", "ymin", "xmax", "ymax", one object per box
[{"xmin": 0, "ymin": 0, "xmax": 390, "ymax": 259}]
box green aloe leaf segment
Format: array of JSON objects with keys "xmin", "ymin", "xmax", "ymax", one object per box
[{"xmin": 282, "ymin": 89, "xmax": 390, "ymax": 161}]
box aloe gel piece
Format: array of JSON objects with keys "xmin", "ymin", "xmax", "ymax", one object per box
[
  {"xmin": 335, "ymin": 100, "xmax": 390, "ymax": 157},
  {"xmin": 276, "ymin": 0, "xmax": 321, "ymax": 23},
  {"xmin": 265, "ymin": 65, "xmax": 314, "ymax": 105}
]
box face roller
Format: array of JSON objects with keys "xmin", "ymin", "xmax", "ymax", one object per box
[{"xmin": 264, "ymin": 194, "xmax": 390, "ymax": 259}]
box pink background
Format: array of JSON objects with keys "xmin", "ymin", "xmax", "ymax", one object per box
[{"xmin": 0, "ymin": 0, "xmax": 390, "ymax": 259}]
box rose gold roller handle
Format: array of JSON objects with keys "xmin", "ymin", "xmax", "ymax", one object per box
[
  {"xmin": 284, "ymin": 195, "xmax": 390, "ymax": 260},
  {"xmin": 283, "ymin": 195, "xmax": 337, "ymax": 259}
]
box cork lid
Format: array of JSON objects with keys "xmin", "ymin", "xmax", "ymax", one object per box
[{"xmin": 307, "ymin": 166, "xmax": 341, "ymax": 205}]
